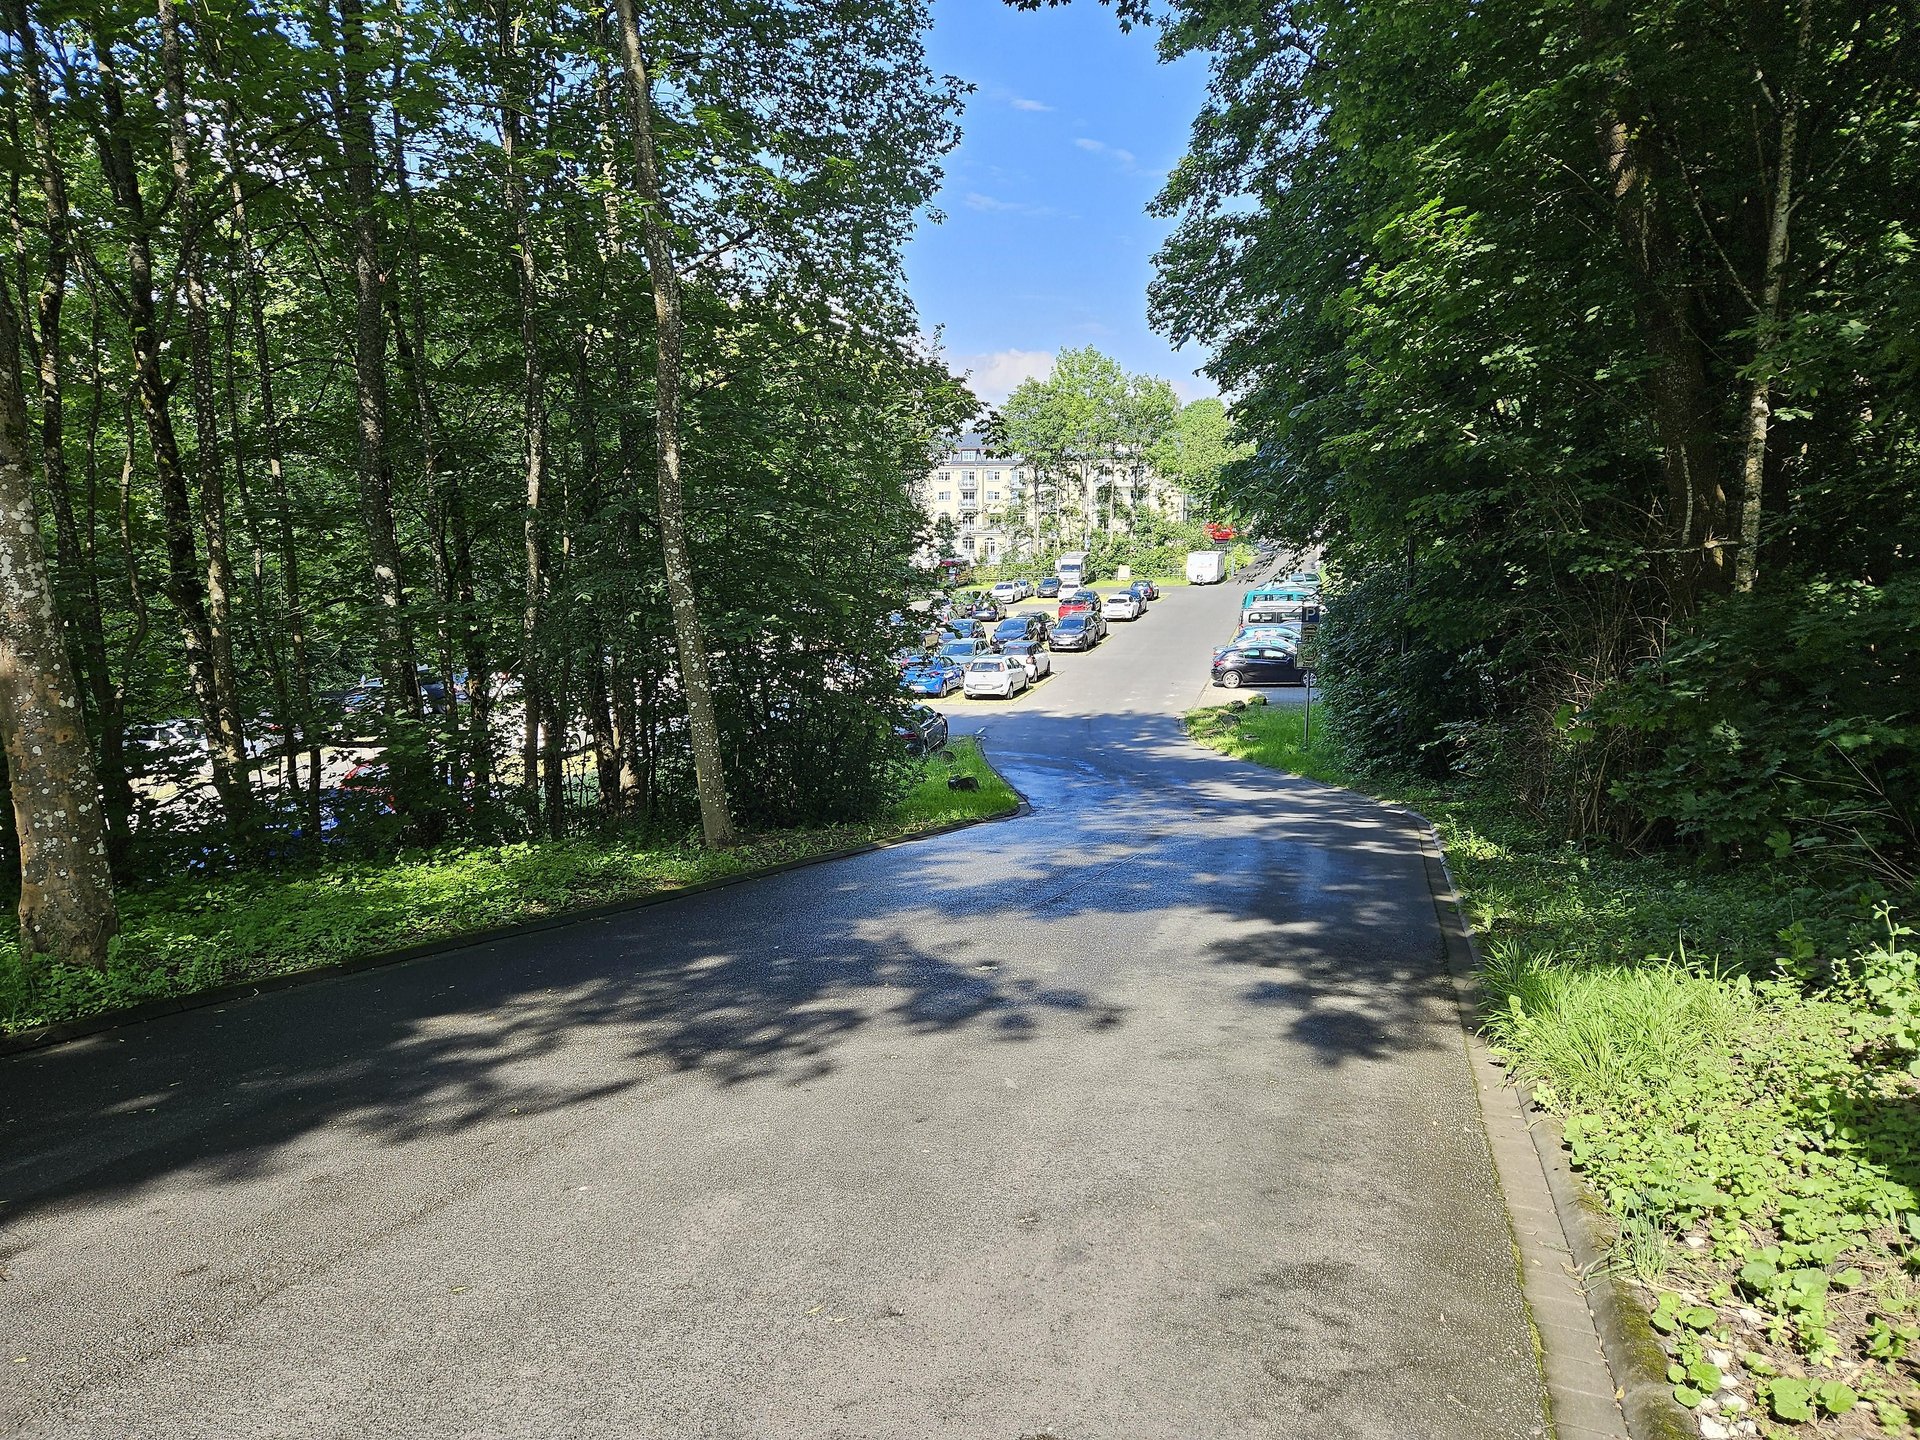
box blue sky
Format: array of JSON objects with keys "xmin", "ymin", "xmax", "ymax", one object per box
[{"xmin": 902, "ymin": 2, "xmax": 1215, "ymax": 406}]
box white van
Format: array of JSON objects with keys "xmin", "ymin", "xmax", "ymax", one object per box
[{"xmin": 1056, "ymin": 551, "xmax": 1091, "ymax": 590}]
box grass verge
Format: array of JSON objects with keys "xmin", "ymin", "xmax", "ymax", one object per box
[
  {"xmin": 0, "ymin": 738, "xmax": 1019, "ymax": 1040},
  {"xmin": 1185, "ymin": 699, "xmax": 1920, "ymax": 1437}
]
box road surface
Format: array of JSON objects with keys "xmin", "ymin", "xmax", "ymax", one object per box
[{"xmin": 0, "ymin": 574, "xmax": 1546, "ymax": 1439}]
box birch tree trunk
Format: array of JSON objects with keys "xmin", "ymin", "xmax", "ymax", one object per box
[
  {"xmin": 1733, "ymin": 0, "xmax": 1812, "ymax": 596},
  {"xmin": 611, "ymin": 0, "xmax": 736, "ymax": 847},
  {"xmin": 0, "ymin": 290, "xmax": 118, "ymax": 968}
]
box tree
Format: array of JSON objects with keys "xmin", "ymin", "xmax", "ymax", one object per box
[{"xmin": 0, "ymin": 288, "xmax": 118, "ymax": 967}]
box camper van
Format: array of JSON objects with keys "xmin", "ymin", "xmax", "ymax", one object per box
[
  {"xmin": 1186, "ymin": 550, "xmax": 1227, "ymax": 585},
  {"xmin": 1056, "ymin": 551, "xmax": 1091, "ymax": 590}
]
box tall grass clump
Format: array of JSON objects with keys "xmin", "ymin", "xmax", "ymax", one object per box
[{"xmin": 1480, "ymin": 944, "xmax": 1754, "ymax": 1109}]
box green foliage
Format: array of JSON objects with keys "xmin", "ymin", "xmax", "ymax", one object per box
[
  {"xmin": 0, "ymin": 740, "xmax": 1018, "ymax": 1037},
  {"xmin": 1594, "ymin": 577, "xmax": 1920, "ymax": 882},
  {"xmin": 1148, "ymin": 0, "xmax": 1920, "ymax": 855}
]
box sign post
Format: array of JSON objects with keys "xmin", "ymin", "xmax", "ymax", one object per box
[{"xmin": 1297, "ymin": 621, "xmax": 1320, "ymax": 747}]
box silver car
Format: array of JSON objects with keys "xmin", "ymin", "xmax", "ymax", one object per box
[
  {"xmin": 1001, "ymin": 640, "xmax": 1052, "ymax": 683},
  {"xmin": 962, "ymin": 655, "xmax": 1030, "ymax": 699}
]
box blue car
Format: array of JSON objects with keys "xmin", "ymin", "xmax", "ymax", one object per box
[
  {"xmin": 1037, "ymin": 576, "xmax": 1062, "ymax": 598},
  {"xmin": 902, "ymin": 657, "xmax": 964, "ymax": 697},
  {"xmin": 943, "ymin": 617, "xmax": 985, "ymax": 640}
]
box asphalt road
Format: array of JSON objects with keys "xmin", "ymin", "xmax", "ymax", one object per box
[{"xmin": 0, "ymin": 574, "xmax": 1546, "ymax": 1440}]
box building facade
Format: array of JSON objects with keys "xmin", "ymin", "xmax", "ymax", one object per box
[{"xmin": 916, "ymin": 432, "xmax": 1192, "ymax": 567}]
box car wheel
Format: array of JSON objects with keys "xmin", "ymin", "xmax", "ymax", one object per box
[{"xmin": 1221, "ymin": 669, "xmax": 1243, "ymax": 689}]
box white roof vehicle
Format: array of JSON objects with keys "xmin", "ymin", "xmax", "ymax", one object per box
[
  {"xmin": 1101, "ymin": 591, "xmax": 1142, "ymax": 621},
  {"xmin": 962, "ymin": 656, "xmax": 1030, "ymax": 699},
  {"xmin": 990, "ymin": 580, "xmax": 1023, "ymax": 603}
]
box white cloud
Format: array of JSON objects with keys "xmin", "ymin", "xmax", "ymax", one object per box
[
  {"xmin": 952, "ymin": 349, "xmax": 1056, "ymax": 405},
  {"xmin": 1073, "ymin": 136, "xmax": 1159, "ymax": 179},
  {"xmin": 1009, "ymin": 95, "xmax": 1052, "ymax": 112},
  {"xmin": 963, "ymin": 191, "xmax": 1057, "ymax": 218}
]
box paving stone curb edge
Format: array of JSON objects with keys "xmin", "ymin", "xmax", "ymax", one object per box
[
  {"xmin": 1408, "ymin": 807, "xmax": 1696, "ymax": 1440},
  {"xmin": 0, "ymin": 757, "xmax": 1032, "ymax": 1061}
]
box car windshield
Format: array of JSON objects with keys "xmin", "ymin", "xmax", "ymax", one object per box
[
  {"xmin": 971, "ymin": 659, "xmax": 1002, "ymax": 671},
  {"xmin": 1058, "ymin": 617, "xmax": 1086, "ymax": 631},
  {"xmin": 1005, "ymin": 642, "xmax": 1032, "ymax": 655},
  {"xmin": 939, "ymin": 643, "xmax": 974, "ymax": 656}
]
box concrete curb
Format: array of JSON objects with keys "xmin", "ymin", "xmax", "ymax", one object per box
[
  {"xmin": 1, "ymin": 756, "xmax": 1031, "ymax": 1061},
  {"xmin": 1406, "ymin": 809, "xmax": 1695, "ymax": 1440}
]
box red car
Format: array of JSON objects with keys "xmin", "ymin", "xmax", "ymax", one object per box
[
  {"xmin": 1057, "ymin": 588, "xmax": 1101, "ymax": 620},
  {"xmin": 1204, "ymin": 521, "xmax": 1237, "ymax": 542}
]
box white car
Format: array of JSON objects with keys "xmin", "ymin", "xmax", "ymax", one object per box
[
  {"xmin": 1101, "ymin": 591, "xmax": 1143, "ymax": 622},
  {"xmin": 963, "ymin": 655, "xmax": 1030, "ymax": 699},
  {"xmin": 990, "ymin": 580, "xmax": 1024, "ymax": 605},
  {"xmin": 1001, "ymin": 640, "xmax": 1052, "ymax": 683}
]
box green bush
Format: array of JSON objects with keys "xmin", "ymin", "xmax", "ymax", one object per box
[{"xmin": 1594, "ymin": 576, "xmax": 1920, "ymax": 882}]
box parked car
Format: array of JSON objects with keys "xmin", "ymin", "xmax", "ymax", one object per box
[
  {"xmin": 1049, "ymin": 613, "xmax": 1102, "ymax": 651},
  {"xmin": 1037, "ymin": 576, "xmax": 1062, "ymax": 598},
  {"xmin": 902, "ymin": 657, "xmax": 964, "ymax": 697},
  {"xmin": 943, "ymin": 617, "xmax": 985, "ymax": 640},
  {"xmin": 1212, "ymin": 643, "xmax": 1307, "ymax": 689},
  {"xmin": 990, "ymin": 580, "xmax": 1024, "ymax": 605},
  {"xmin": 1129, "ymin": 579, "xmax": 1158, "ymax": 601},
  {"xmin": 993, "ymin": 614, "xmax": 1050, "ymax": 646},
  {"xmin": 894, "ymin": 704, "xmax": 950, "ymax": 755},
  {"xmin": 963, "ymin": 655, "xmax": 1030, "ymax": 699},
  {"xmin": 1101, "ymin": 591, "xmax": 1143, "ymax": 622},
  {"xmin": 1057, "ymin": 587, "xmax": 1102, "ymax": 620},
  {"xmin": 971, "ymin": 596, "xmax": 1003, "ymax": 622},
  {"xmin": 1213, "ymin": 625, "xmax": 1300, "ymax": 662},
  {"xmin": 1002, "ymin": 639, "xmax": 1052, "ymax": 683},
  {"xmin": 938, "ymin": 637, "xmax": 994, "ymax": 663}
]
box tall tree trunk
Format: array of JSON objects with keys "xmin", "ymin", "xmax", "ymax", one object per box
[
  {"xmin": 335, "ymin": 0, "xmax": 425, "ymax": 749},
  {"xmin": 0, "ymin": 288, "xmax": 118, "ymax": 968},
  {"xmin": 1592, "ymin": 102, "xmax": 1731, "ymax": 610},
  {"xmin": 388, "ymin": 106, "xmax": 490, "ymax": 813},
  {"xmin": 497, "ymin": 3, "xmax": 551, "ymax": 824},
  {"xmin": 157, "ymin": 0, "xmax": 251, "ymax": 803},
  {"xmin": 225, "ymin": 116, "xmax": 321, "ymax": 833},
  {"xmin": 1732, "ymin": 0, "xmax": 1811, "ymax": 596},
  {"xmin": 611, "ymin": 0, "xmax": 736, "ymax": 847},
  {"xmin": 89, "ymin": 31, "xmax": 252, "ymax": 824},
  {"xmin": 8, "ymin": 0, "xmax": 134, "ymax": 861}
]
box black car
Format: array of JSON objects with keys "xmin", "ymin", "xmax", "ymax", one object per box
[
  {"xmin": 970, "ymin": 596, "xmax": 1003, "ymax": 622},
  {"xmin": 993, "ymin": 614, "xmax": 1050, "ymax": 646},
  {"xmin": 1037, "ymin": 576, "xmax": 1062, "ymax": 598},
  {"xmin": 1049, "ymin": 613, "xmax": 1101, "ymax": 651},
  {"xmin": 893, "ymin": 704, "xmax": 950, "ymax": 756},
  {"xmin": 1212, "ymin": 644, "xmax": 1306, "ymax": 689}
]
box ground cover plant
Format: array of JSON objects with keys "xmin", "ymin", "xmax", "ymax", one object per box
[
  {"xmin": 0, "ymin": 740, "xmax": 1018, "ymax": 1040},
  {"xmin": 1185, "ymin": 700, "xmax": 1920, "ymax": 1436}
]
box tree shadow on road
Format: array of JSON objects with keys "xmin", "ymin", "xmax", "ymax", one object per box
[{"xmin": 2, "ymin": 704, "xmax": 1466, "ymax": 1229}]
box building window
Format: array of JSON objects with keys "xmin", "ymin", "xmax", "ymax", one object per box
[
  {"xmin": 936, "ymin": 490, "xmax": 950, "ymax": 501},
  {"xmin": 964, "ymin": 471, "xmax": 976, "ymax": 483},
  {"xmin": 963, "ymin": 535, "xmax": 976, "ymax": 552},
  {"xmin": 991, "ymin": 470, "xmax": 1002, "ymax": 482},
  {"xmin": 987, "ymin": 491, "xmax": 1000, "ymax": 501}
]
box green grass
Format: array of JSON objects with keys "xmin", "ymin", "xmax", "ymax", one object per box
[
  {"xmin": 0, "ymin": 738, "xmax": 1019, "ymax": 1039},
  {"xmin": 1184, "ymin": 700, "xmax": 1349, "ymax": 786},
  {"xmin": 1185, "ymin": 698, "xmax": 1920, "ymax": 1433}
]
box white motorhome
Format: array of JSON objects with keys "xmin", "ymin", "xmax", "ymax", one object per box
[
  {"xmin": 1056, "ymin": 551, "xmax": 1091, "ymax": 590},
  {"xmin": 1186, "ymin": 550, "xmax": 1227, "ymax": 585}
]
